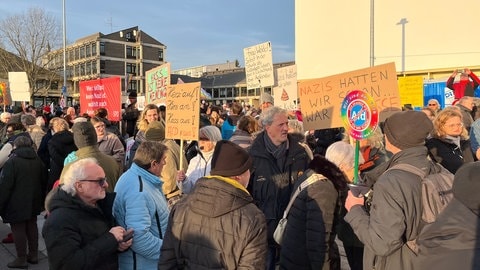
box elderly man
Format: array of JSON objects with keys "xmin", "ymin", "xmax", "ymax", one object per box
[
  {"xmin": 159, "ymin": 140, "xmax": 267, "ymax": 269},
  {"xmin": 345, "ymin": 111, "xmax": 435, "ymax": 270},
  {"xmin": 113, "ymin": 141, "xmax": 170, "ymax": 270},
  {"xmin": 455, "ymin": 95, "xmax": 475, "ymax": 131},
  {"xmin": 43, "ymin": 158, "xmax": 132, "ymax": 270},
  {"xmin": 248, "ymin": 106, "xmax": 311, "ymax": 269}
]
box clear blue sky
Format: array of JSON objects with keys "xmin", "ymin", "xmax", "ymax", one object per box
[{"xmin": 1, "ymin": 0, "xmax": 295, "ymax": 70}]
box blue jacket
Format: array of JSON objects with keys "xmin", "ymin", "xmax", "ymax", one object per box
[{"xmin": 113, "ymin": 163, "xmax": 170, "ymax": 270}]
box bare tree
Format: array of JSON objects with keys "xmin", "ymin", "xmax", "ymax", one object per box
[{"xmin": 0, "ymin": 7, "xmax": 62, "ymax": 101}]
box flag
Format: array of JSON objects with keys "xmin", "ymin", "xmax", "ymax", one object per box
[
  {"xmin": 177, "ymin": 77, "xmax": 185, "ymax": 84},
  {"xmin": 200, "ymin": 88, "xmax": 212, "ymax": 100},
  {"xmin": 59, "ymin": 93, "xmax": 66, "ymax": 108}
]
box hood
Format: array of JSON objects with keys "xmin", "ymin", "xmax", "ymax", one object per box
[
  {"xmin": 10, "ymin": 146, "xmax": 38, "ymax": 160},
  {"xmin": 227, "ymin": 114, "xmax": 241, "ymax": 126},
  {"xmin": 47, "ymin": 187, "xmax": 116, "ymax": 221},
  {"xmin": 186, "ymin": 176, "xmax": 252, "ymax": 218}
]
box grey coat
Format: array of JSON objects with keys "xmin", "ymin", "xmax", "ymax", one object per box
[{"xmin": 345, "ymin": 146, "xmax": 432, "ymax": 270}]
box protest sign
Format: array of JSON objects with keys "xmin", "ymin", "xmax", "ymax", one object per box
[
  {"xmin": 8, "ymin": 72, "xmax": 30, "ymax": 102},
  {"xmin": 145, "ymin": 63, "xmax": 170, "ymax": 106},
  {"xmin": 165, "ymin": 82, "xmax": 200, "ymax": 141},
  {"xmin": 243, "ymin": 41, "xmax": 274, "ymax": 89},
  {"xmin": 398, "ymin": 76, "xmax": 424, "ymax": 108},
  {"xmin": 298, "ymin": 62, "xmax": 401, "ymax": 130},
  {"xmin": 79, "ymin": 77, "xmax": 121, "ymax": 121},
  {"xmin": 274, "ymin": 65, "xmax": 298, "ymax": 110}
]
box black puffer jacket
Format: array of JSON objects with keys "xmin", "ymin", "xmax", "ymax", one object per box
[
  {"xmin": 0, "ymin": 146, "xmax": 47, "ymax": 223},
  {"xmin": 47, "ymin": 130, "xmax": 77, "ymax": 190},
  {"xmin": 426, "ymin": 137, "xmax": 474, "ymax": 174},
  {"xmin": 159, "ymin": 176, "xmax": 267, "ymax": 269},
  {"xmin": 42, "ymin": 189, "xmax": 119, "ymax": 270},
  {"xmin": 248, "ymin": 132, "xmax": 311, "ymax": 245}
]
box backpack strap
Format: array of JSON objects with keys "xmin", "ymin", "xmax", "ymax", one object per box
[{"xmin": 387, "ymin": 163, "xmax": 427, "ymax": 178}]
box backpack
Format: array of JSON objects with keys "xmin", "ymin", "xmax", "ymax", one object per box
[{"xmin": 387, "ymin": 162, "xmax": 454, "ymax": 253}]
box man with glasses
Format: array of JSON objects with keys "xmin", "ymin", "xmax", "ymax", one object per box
[{"xmin": 43, "ymin": 158, "xmax": 132, "ymax": 269}]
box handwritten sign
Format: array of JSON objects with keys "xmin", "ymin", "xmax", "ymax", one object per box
[
  {"xmin": 298, "ymin": 62, "xmax": 401, "ymax": 130},
  {"xmin": 243, "ymin": 41, "xmax": 274, "ymax": 89},
  {"xmin": 398, "ymin": 76, "xmax": 424, "ymax": 108},
  {"xmin": 79, "ymin": 77, "xmax": 121, "ymax": 121},
  {"xmin": 165, "ymin": 82, "xmax": 200, "ymax": 141},
  {"xmin": 145, "ymin": 63, "xmax": 170, "ymax": 106},
  {"xmin": 273, "ymin": 65, "xmax": 298, "ymax": 110}
]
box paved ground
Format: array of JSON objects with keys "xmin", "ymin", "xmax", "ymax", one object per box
[
  {"xmin": 0, "ymin": 214, "xmax": 351, "ymax": 270},
  {"xmin": 0, "ymin": 214, "xmax": 48, "ymax": 270}
]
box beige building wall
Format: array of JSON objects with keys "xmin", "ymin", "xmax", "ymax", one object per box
[{"xmin": 295, "ymin": 0, "xmax": 480, "ymax": 80}]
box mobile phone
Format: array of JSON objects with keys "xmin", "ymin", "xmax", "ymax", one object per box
[{"xmin": 122, "ymin": 230, "xmax": 134, "ymax": 242}]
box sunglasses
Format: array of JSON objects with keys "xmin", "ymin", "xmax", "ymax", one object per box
[
  {"xmin": 80, "ymin": 177, "xmax": 107, "ymax": 187},
  {"xmin": 428, "ymin": 104, "xmax": 437, "ymax": 106}
]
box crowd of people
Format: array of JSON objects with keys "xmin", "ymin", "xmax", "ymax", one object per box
[{"xmin": 0, "ymin": 68, "xmax": 479, "ymax": 269}]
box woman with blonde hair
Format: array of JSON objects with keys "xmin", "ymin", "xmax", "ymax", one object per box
[
  {"xmin": 426, "ymin": 107, "xmax": 475, "ymax": 173},
  {"xmin": 126, "ymin": 104, "xmax": 159, "ymax": 168}
]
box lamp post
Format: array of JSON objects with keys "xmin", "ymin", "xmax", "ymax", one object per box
[
  {"xmin": 62, "ymin": 0, "xmax": 67, "ymax": 105},
  {"xmin": 369, "ymin": 0, "xmax": 374, "ymax": 67},
  {"xmin": 396, "ymin": 18, "xmax": 408, "ymax": 75}
]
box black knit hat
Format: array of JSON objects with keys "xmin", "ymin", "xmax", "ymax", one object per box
[
  {"xmin": 453, "ymin": 162, "xmax": 480, "ymax": 211},
  {"xmin": 383, "ymin": 111, "xmax": 433, "ymax": 150},
  {"xmin": 210, "ymin": 140, "xmax": 252, "ymax": 177}
]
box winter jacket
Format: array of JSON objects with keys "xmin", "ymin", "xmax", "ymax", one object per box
[
  {"xmin": 249, "ymin": 132, "xmax": 311, "ymax": 246},
  {"xmin": 60, "ymin": 146, "xmax": 121, "ymax": 192},
  {"xmin": 113, "ymin": 163, "xmax": 169, "ymax": 270},
  {"xmin": 47, "ymin": 130, "xmax": 77, "ymax": 191},
  {"xmin": 229, "ymin": 129, "xmax": 253, "ymax": 149},
  {"xmin": 0, "ymin": 132, "xmax": 32, "ymax": 169},
  {"xmin": 221, "ymin": 114, "xmax": 240, "ymax": 140},
  {"xmin": 0, "ymin": 146, "xmax": 47, "ymax": 223},
  {"xmin": 446, "ymin": 71, "xmax": 480, "ymax": 99},
  {"xmin": 159, "ymin": 139, "xmax": 187, "ymax": 199},
  {"xmin": 345, "ymin": 146, "xmax": 432, "ymax": 270},
  {"xmin": 98, "ymin": 132, "xmax": 125, "ymax": 167},
  {"xmin": 42, "ymin": 189, "xmax": 119, "ymax": 270},
  {"xmin": 159, "ymin": 176, "xmax": 267, "ymax": 269},
  {"xmin": 417, "ymin": 199, "xmax": 480, "ymax": 270},
  {"xmin": 180, "ymin": 150, "xmax": 213, "ymax": 194},
  {"xmin": 426, "ymin": 137, "xmax": 474, "ymax": 174},
  {"xmin": 279, "ymin": 170, "xmax": 340, "ymax": 270},
  {"xmin": 27, "ymin": 124, "xmax": 46, "ymax": 151}
]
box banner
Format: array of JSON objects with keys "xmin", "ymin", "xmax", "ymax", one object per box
[
  {"xmin": 0, "ymin": 81, "xmax": 11, "ymax": 106},
  {"xmin": 79, "ymin": 77, "xmax": 122, "ymax": 121},
  {"xmin": 165, "ymin": 82, "xmax": 200, "ymax": 141},
  {"xmin": 273, "ymin": 65, "xmax": 297, "ymax": 110},
  {"xmin": 298, "ymin": 62, "xmax": 401, "ymax": 130},
  {"xmin": 145, "ymin": 63, "xmax": 170, "ymax": 106},
  {"xmin": 243, "ymin": 41, "xmax": 274, "ymax": 89}
]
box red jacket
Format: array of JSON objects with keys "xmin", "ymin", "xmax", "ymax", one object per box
[{"xmin": 447, "ymin": 72, "xmax": 480, "ymax": 99}]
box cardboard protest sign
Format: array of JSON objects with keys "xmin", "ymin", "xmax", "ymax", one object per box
[
  {"xmin": 298, "ymin": 62, "xmax": 401, "ymax": 130},
  {"xmin": 0, "ymin": 81, "xmax": 11, "ymax": 106},
  {"xmin": 145, "ymin": 63, "xmax": 170, "ymax": 106},
  {"xmin": 243, "ymin": 41, "xmax": 274, "ymax": 89},
  {"xmin": 274, "ymin": 65, "xmax": 298, "ymax": 110},
  {"xmin": 398, "ymin": 76, "xmax": 424, "ymax": 108},
  {"xmin": 165, "ymin": 82, "xmax": 200, "ymax": 141},
  {"xmin": 79, "ymin": 77, "xmax": 122, "ymax": 121}
]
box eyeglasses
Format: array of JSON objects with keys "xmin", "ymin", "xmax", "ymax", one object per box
[
  {"xmin": 94, "ymin": 124, "xmax": 105, "ymax": 129},
  {"xmin": 199, "ymin": 137, "xmax": 210, "ymax": 141},
  {"xmin": 428, "ymin": 104, "xmax": 437, "ymax": 106},
  {"xmin": 80, "ymin": 177, "xmax": 107, "ymax": 187},
  {"xmin": 445, "ymin": 123, "xmax": 463, "ymax": 129}
]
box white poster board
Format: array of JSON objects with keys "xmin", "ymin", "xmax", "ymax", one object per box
[
  {"xmin": 273, "ymin": 65, "xmax": 298, "ymax": 110},
  {"xmin": 8, "ymin": 72, "xmax": 30, "ymax": 101},
  {"xmin": 243, "ymin": 41, "xmax": 274, "ymax": 89}
]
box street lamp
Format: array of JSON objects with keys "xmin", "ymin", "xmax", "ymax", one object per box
[
  {"xmin": 396, "ymin": 18, "xmax": 408, "ymax": 75},
  {"xmin": 370, "ymin": 0, "xmax": 374, "ymax": 67}
]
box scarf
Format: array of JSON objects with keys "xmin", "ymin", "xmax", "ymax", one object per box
[
  {"xmin": 444, "ymin": 135, "xmax": 461, "ymax": 149},
  {"xmin": 264, "ymin": 133, "xmax": 289, "ymax": 170}
]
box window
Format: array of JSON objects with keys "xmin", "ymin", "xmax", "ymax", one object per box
[
  {"xmin": 86, "ymin": 45, "xmax": 91, "ymax": 57},
  {"xmin": 158, "ymin": 49, "xmax": 164, "ymax": 61},
  {"xmin": 92, "ymin": 61, "xmax": 97, "ymax": 74},
  {"xmin": 126, "ymin": 63, "xmax": 136, "ymax": 75},
  {"xmin": 100, "ymin": 42, "xmax": 105, "ymax": 55},
  {"xmin": 100, "ymin": 60, "xmax": 105, "ymax": 73},
  {"xmin": 80, "ymin": 63, "xmax": 85, "ymax": 76},
  {"xmin": 85, "ymin": 61, "xmax": 91, "ymax": 74},
  {"xmin": 129, "ymin": 80, "xmax": 137, "ymax": 91},
  {"xmin": 92, "ymin": 44, "xmax": 97, "ymax": 56},
  {"xmin": 68, "ymin": 50, "xmax": 74, "ymax": 62},
  {"xmin": 80, "ymin": 47, "xmax": 85, "ymax": 59},
  {"xmin": 75, "ymin": 48, "xmax": 80, "ymax": 59},
  {"xmin": 126, "ymin": 46, "xmax": 136, "ymax": 59}
]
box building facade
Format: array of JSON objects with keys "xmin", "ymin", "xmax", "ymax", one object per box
[{"xmin": 44, "ymin": 26, "xmax": 166, "ymax": 105}]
